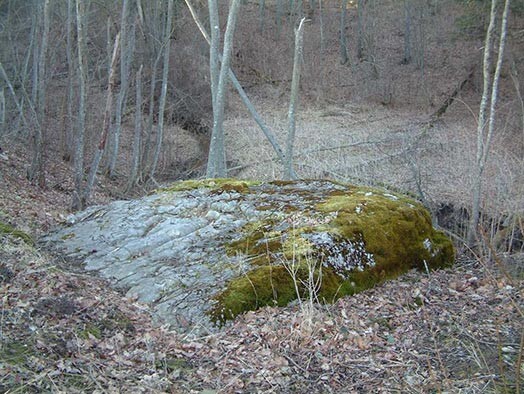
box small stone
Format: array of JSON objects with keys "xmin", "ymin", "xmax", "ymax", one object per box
[{"xmin": 204, "ymin": 210, "xmax": 220, "ymax": 221}]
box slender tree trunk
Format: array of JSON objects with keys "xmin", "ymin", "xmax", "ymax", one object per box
[
  {"xmin": 149, "ymin": 0, "xmax": 174, "ymax": 180},
  {"xmin": 209, "ymin": 0, "xmax": 220, "ymax": 106},
  {"xmin": 0, "ymin": 63, "xmax": 33, "ymax": 132},
  {"xmin": 65, "ymin": 0, "xmax": 75, "ymax": 161},
  {"xmin": 127, "ymin": 64, "xmax": 143, "ymax": 192},
  {"xmin": 206, "ymin": 0, "xmax": 242, "ymax": 178},
  {"xmin": 22, "ymin": 5, "xmax": 37, "ymax": 93},
  {"xmin": 0, "ymin": 88, "xmax": 5, "ymax": 137},
  {"xmin": 259, "ymin": 0, "xmax": 266, "ymax": 32},
  {"xmin": 207, "ymin": 0, "xmax": 221, "ymax": 177},
  {"xmin": 141, "ymin": 52, "xmax": 162, "ymax": 179},
  {"xmin": 285, "ymin": 18, "xmax": 306, "ymax": 180},
  {"xmin": 72, "ymin": 0, "xmax": 87, "ymax": 210},
  {"xmin": 509, "ymin": 56, "xmax": 524, "ymax": 149},
  {"xmin": 357, "ymin": 0, "xmax": 365, "ymax": 60},
  {"xmin": 469, "ymin": 0, "xmax": 510, "ymax": 245},
  {"xmin": 319, "ymin": 0, "xmax": 324, "ymax": 53},
  {"xmin": 30, "ymin": 1, "xmax": 40, "ymax": 111},
  {"xmin": 83, "ymin": 33, "xmax": 121, "ymax": 206},
  {"xmin": 108, "ymin": 0, "xmax": 135, "ymax": 177},
  {"xmin": 403, "ymin": 0, "xmax": 412, "ymax": 64},
  {"xmin": 276, "ymin": 0, "xmax": 283, "ymax": 36},
  {"xmin": 27, "ymin": 0, "xmax": 50, "ymax": 187},
  {"xmin": 15, "ymin": 1, "xmax": 37, "ymax": 136},
  {"xmin": 339, "ymin": 0, "xmax": 348, "ymax": 65},
  {"xmin": 414, "ymin": 1, "xmax": 426, "ymax": 70},
  {"xmin": 139, "ymin": 0, "xmax": 166, "ymax": 178}
]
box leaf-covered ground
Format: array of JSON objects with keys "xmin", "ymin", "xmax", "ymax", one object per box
[{"xmin": 0, "ymin": 145, "xmax": 522, "ymax": 393}]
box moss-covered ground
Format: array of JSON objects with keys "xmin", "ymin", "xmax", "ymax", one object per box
[{"xmin": 0, "ymin": 221, "xmax": 34, "ymax": 245}]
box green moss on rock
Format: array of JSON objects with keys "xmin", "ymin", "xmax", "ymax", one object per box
[
  {"xmin": 158, "ymin": 178, "xmax": 261, "ymax": 193},
  {"xmin": 210, "ymin": 264, "xmax": 343, "ymax": 324},
  {"xmin": 210, "ymin": 181, "xmax": 454, "ymax": 325},
  {"xmin": 317, "ymin": 190, "xmax": 454, "ymax": 273}
]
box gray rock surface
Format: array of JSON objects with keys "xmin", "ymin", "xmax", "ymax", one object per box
[{"xmin": 42, "ymin": 181, "xmax": 346, "ymax": 334}]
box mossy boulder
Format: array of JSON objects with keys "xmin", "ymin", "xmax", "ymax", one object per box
[
  {"xmin": 211, "ymin": 183, "xmax": 454, "ymax": 324},
  {"xmin": 43, "ymin": 179, "xmax": 453, "ymax": 334}
]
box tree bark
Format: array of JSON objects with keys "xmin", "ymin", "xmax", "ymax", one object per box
[
  {"xmin": 285, "ymin": 18, "xmax": 306, "ymax": 180},
  {"xmin": 209, "ymin": 0, "xmax": 220, "ymax": 110},
  {"xmin": 27, "ymin": 0, "xmax": 50, "ymax": 187},
  {"xmin": 127, "ymin": 64, "xmax": 143, "ymax": 192},
  {"xmin": 339, "ymin": 0, "xmax": 348, "ymax": 65},
  {"xmin": 206, "ymin": 0, "xmax": 242, "ymax": 178},
  {"xmin": 72, "ymin": 0, "xmax": 88, "ymax": 210},
  {"xmin": 259, "ymin": 0, "xmax": 266, "ymax": 33},
  {"xmin": 468, "ymin": 0, "xmax": 510, "ymax": 245},
  {"xmin": 509, "ymin": 56, "xmax": 524, "ymax": 150},
  {"xmin": 0, "ymin": 88, "xmax": 5, "ymax": 137},
  {"xmin": 357, "ymin": 0, "xmax": 365, "ymax": 60},
  {"xmin": 83, "ymin": 33, "xmax": 121, "ymax": 207},
  {"xmin": 107, "ymin": 0, "xmax": 135, "ymax": 177},
  {"xmin": 64, "ymin": 0, "xmax": 75, "ymax": 161},
  {"xmin": 0, "ymin": 63, "xmax": 33, "ymax": 133},
  {"xmin": 149, "ymin": 0, "xmax": 174, "ymax": 180},
  {"xmin": 319, "ymin": 0, "xmax": 324, "ymax": 53},
  {"xmin": 403, "ymin": 0, "xmax": 412, "ymax": 64},
  {"xmin": 276, "ymin": 0, "xmax": 283, "ymax": 36},
  {"xmin": 206, "ymin": 0, "xmax": 221, "ymax": 177}
]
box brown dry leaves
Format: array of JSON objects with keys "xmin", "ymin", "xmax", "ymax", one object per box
[
  {"xmin": 162, "ymin": 262, "xmax": 521, "ymax": 393},
  {"xmin": 1, "ymin": 141, "xmax": 522, "ymax": 393},
  {"xmin": 3, "ymin": 233, "xmax": 521, "ymax": 394}
]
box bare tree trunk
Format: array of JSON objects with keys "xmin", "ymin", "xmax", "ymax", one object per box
[
  {"xmin": 403, "ymin": 0, "xmax": 412, "ymax": 64},
  {"xmin": 319, "ymin": 0, "xmax": 324, "ymax": 53},
  {"xmin": 127, "ymin": 64, "xmax": 143, "ymax": 192},
  {"xmin": 209, "ymin": 0, "xmax": 220, "ymax": 106},
  {"xmin": 72, "ymin": 0, "xmax": 87, "ymax": 210},
  {"xmin": 83, "ymin": 33, "xmax": 121, "ymax": 206},
  {"xmin": 15, "ymin": 1, "xmax": 38, "ymax": 136},
  {"xmin": 107, "ymin": 0, "xmax": 135, "ymax": 178},
  {"xmin": 30, "ymin": 1, "xmax": 40, "ymax": 112},
  {"xmin": 27, "ymin": 0, "xmax": 50, "ymax": 187},
  {"xmin": 339, "ymin": 0, "xmax": 348, "ymax": 65},
  {"xmin": 149, "ymin": 0, "xmax": 174, "ymax": 180},
  {"xmin": 185, "ymin": 0, "xmax": 293, "ymax": 176},
  {"xmin": 509, "ymin": 56, "xmax": 524, "ymax": 149},
  {"xmin": 285, "ymin": 18, "xmax": 306, "ymax": 180},
  {"xmin": 206, "ymin": 0, "xmax": 242, "ymax": 178},
  {"xmin": 0, "ymin": 63, "xmax": 33, "ymax": 133},
  {"xmin": 357, "ymin": 0, "xmax": 365, "ymax": 60},
  {"xmin": 22, "ymin": 5, "xmax": 37, "ymax": 97},
  {"xmin": 276, "ymin": 0, "xmax": 283, "ymax": 36},
  {"xmin": 141, "ymin": 52, "xmax": 162, "ymax": 179},
  {"xmin": 65, "ymin": 0, "xmax": 75, "ymax": 161},
  {"xmin": 0, "ymin": 88, "xmax": 5, "ymax": 137},
  {"xmin": 469, "ymin": 0, "xmax": 510, "ymax": 245},
  {"xmin": 259, "ymin": 0, "xmax": 266, "ymax": 33},
  {"xmin": 207, "ymin": 0, "xmax": 221, "ymax": 177}
]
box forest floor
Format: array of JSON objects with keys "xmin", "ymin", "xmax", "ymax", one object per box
[{"xmin": 0, "ymin": 139, "xmax": 523, "ymax": 393}]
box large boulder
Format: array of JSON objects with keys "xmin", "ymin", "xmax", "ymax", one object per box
[{"xmin": 42, "ymin": 179, "xmax": 454, "ymax": 334}]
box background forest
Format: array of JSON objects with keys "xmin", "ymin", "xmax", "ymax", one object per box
[
  {"xmin": 0, "ymin": 0, "xmax": 523, "ymax": 392},
  {"xmin": 1, "ymin": 0, "xmax": 524, "ymax": 243},
  {"xmin": 0, "ymin": 0, "xmax": 523, "ymax": 230}
]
